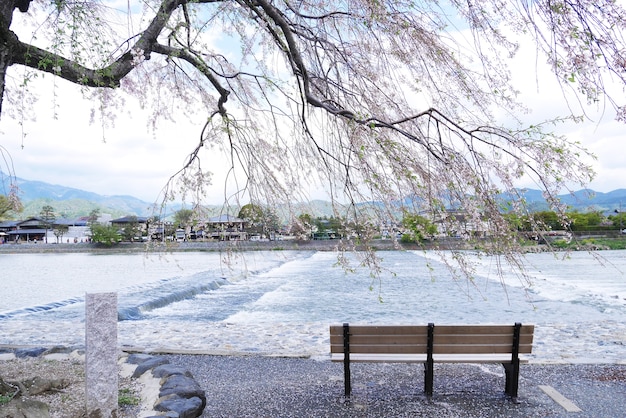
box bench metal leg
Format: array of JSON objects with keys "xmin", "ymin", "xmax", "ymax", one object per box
[
  {"xmin": 343, "ymin": 360, "xmax": 351, "ymax": 398},
  {"xmin": 424, "ymin": 322, "xmax": 434, "ymax": 398},
  {"xmin": 424, "ymin": 362, "xmax": 433, "ymax": 398},
  {"xmin": 343, "ymin": 323, "xmax": 351, "ymax": 398},
  {"xmin": 502, "ymin": 360, "xmax": 520, "ymax": 399},
  {"xmin": 504, "ymin": 322, "xmax": 522, "ymax": 399}
]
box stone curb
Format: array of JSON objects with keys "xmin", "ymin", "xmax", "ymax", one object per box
[
  {"xmin": 0, "ymin": 347, "xmax": 206, "ymax": 418},
  {"xmin": 126, "ymin": 353, "xmax": 206, "ymax": 418},
  {"xmin": 0, "ymin": 345, "xmax": 85, "ymax": 361}
]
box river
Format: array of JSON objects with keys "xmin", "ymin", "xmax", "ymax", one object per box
[{"xmin": 0, "ymin": 249, "xmax": 625, "ymax": 363}]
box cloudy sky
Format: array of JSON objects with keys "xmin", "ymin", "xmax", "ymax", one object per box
[
  {"xmin": 1, "ymin": 3, "xmax": 624, "ymax": 205},
  {"xmin": 1, "ymin": 80, "xmax": 215, "ymax": 203}
]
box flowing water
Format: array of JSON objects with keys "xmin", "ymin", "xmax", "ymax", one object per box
[{"xmin": 1, "ymin": 249, "xmax": 625, "ymax": 363}]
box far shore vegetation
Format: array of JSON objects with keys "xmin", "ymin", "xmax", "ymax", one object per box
[{"xmin": 2, "ymin": 202, "xmax": 626, "ymax": 252}]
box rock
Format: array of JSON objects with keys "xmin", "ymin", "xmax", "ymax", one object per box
[
  {"xmin": 152, "ymin": 364, "xmax": 194, "ymax": 379},
  {"xmin": 1, "ymin": 377, "xmax": 18, "ymax": 394},
  {"xmin": 159, "ymin": 375, "xmax": 205, "ymax": 406},
  {"xmin": 126, "ymin": 353, "xmax": 154, "ymax": 365},
  {"xmin": 1, "ymin": 375, "xmax": 70, "ymax": 399},
  {"xmin": 14, "ymin": 348, "xmax": 47, "ymax": 358},
  {"xmin": 1, "ymin": 398, "xmax": 50, "ymax": 418},
  {"xmin": 154, "ymin": 395, "xmax": 204, "ymax": 418},
  {"xmin": 42, "ymin": 346, "xmax": 74, "ymax": 355},
  {"xmin": 132, "ymin": 357, "xmax": 170, "ymax": 378},
  {"xmin": 15, "ymin": 376, "xmax": 70, "ymax": 396}
]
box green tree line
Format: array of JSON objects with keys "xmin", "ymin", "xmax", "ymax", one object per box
[{"xmin": 507, "ymin": 211, "xmax": 626, "ymax": 232}]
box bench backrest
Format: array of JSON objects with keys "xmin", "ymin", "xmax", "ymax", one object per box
[{"xmin": 329, "ymin": 324, "xmax": 534, "ymax": 356}]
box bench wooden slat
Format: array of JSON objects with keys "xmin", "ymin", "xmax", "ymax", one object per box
[
  {"xmin": 331, "ymin": 324, "xmax": 535, "ymax": 336},
  {"xmin": 332, "ymin": 334, "xmax": 533, "ymax": 345},
  {"xmin": 434, "ymin": 324, "xmax": 534, "ymax": 333},
  {"xmin": 331, "ymin": 333, "xmax": 534, "ymax": 345},
  {"xmin": 331, "ymin": 343, "xmax": 533, "ymax": 355},
  {"xmin": 330, "ymin": 353, "xmax": 531, "ymax": 364},
  {"xmin": 329, "ymin": 334, "xmax": 429, "ymax": 345},
  {"xmin": 330, "ymin": 344, "xmax": 429, "ymax": 354},
  {"xmin": 434, "ymin": 324, "xmax": 532, "ymax": 333},
  {"xmin": 330, "ymin": 325, "xmax": 430, "ymax": 336},
  {"xmin": 433, "ymin": 344, "xmax": 533, "ymax": 355},
  {"xmin": 331, "ymin": 353, "xmax": 428, "ymax": 362},
  {"xmin": 434, "ymin": 334, "xmax": 534, "ymax": 345},
  {"xmin": 433, "ymin": 354, "xmax": 530, "ymax": 363}
]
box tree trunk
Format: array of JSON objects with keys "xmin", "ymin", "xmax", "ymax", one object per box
[
  {"xmin": 0, "ymin": 2, "xmax": 16, "ymax": 120},
  {"xmin": 0, "ymin": 44, "xmax": 10, "ymax": 119},
  {"xmin": 0, "ymin": 1, "xmax": 33, "ymax": 119},
  {"xmin": 0, "ymin": 2, "xmax": 15, "ymax": 30}
]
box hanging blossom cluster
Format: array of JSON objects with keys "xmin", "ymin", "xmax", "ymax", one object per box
[{"xmin": 8, "ymin": 183, "xmax": 23, "ymax": 213}]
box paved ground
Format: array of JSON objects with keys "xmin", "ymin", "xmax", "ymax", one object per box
[{"xmin": 162, "ymin": 354, "xmax": 626, "ymax": 417}]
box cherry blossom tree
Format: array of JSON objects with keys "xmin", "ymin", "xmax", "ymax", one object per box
[{"xmin": 1, "ymin": 1, "xmax": 625, "ymax": 268}]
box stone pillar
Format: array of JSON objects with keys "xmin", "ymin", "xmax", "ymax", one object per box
[{"xmin": 85, "ymin": 292, "xmax": 118, "ymax": 418}]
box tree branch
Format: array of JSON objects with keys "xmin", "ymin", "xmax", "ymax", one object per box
[
  {"xmin": 151, "ymin": 43, "xmax": 230, "ymax": 115},
  {"xmin": 8, "ymin": 0, "xmax": 187, "ymax": 87}
]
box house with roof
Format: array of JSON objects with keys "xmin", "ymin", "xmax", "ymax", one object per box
[
  {"xmin": 110, "ymin": 216, "xmax": 149, "ymax": 226},
  {"xmin": 202, "ymin": 214, "xmax": 247, "ymax": 240},
  {"xmin": 0, "ymin": 217, "xmax": 48, "ymax": 242},
  {"xmin": 0, "ymin": 217, "xmax": 92, "ymax": 243},
  {"xmin": 0, "ymin": 219, "xmax": 22, "ymax": 242},
  {"xmin": 110, "ymin": 216, "xmax": 150, "ymax": 241}
]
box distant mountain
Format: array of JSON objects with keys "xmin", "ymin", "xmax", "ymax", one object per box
[
  {"xmin": 1, "ymin": 172, "xmax": 160, "ymax": 218},
  {"xmin": 512, "ymin": 188, "xmax": 626, "ymax": 212},
  {"xmin": 2, "ymin": 171, "xmax": 626, "ymax": 219},
  {"xmin": 565, "ymin": 189, "xmax": 626, "ymax": 210}
]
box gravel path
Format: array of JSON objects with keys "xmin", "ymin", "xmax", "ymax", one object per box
[
  {"xmin": 2, "ymin": 352, "xmax": 624, "ymax": 417},
  {"xmin": 163, "ymin": 355, "xmax": 626, "ymax": 418}
]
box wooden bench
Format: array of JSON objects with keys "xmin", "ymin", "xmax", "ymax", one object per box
[{"xmin": 330, "ymin": 323, "xmax": 534, "ymax": 399}]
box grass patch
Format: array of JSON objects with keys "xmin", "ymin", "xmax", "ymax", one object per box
[
  {"xmin": 0, "ymin": 395, "xmax": 12, "ymax": 406},
  {"xmin": 576, "ymin": 238, "xmax": 626, "ymax": 250},
  {"xmin": 118, "ymin": 388, "xmax": 140, "ymax": 406}
]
